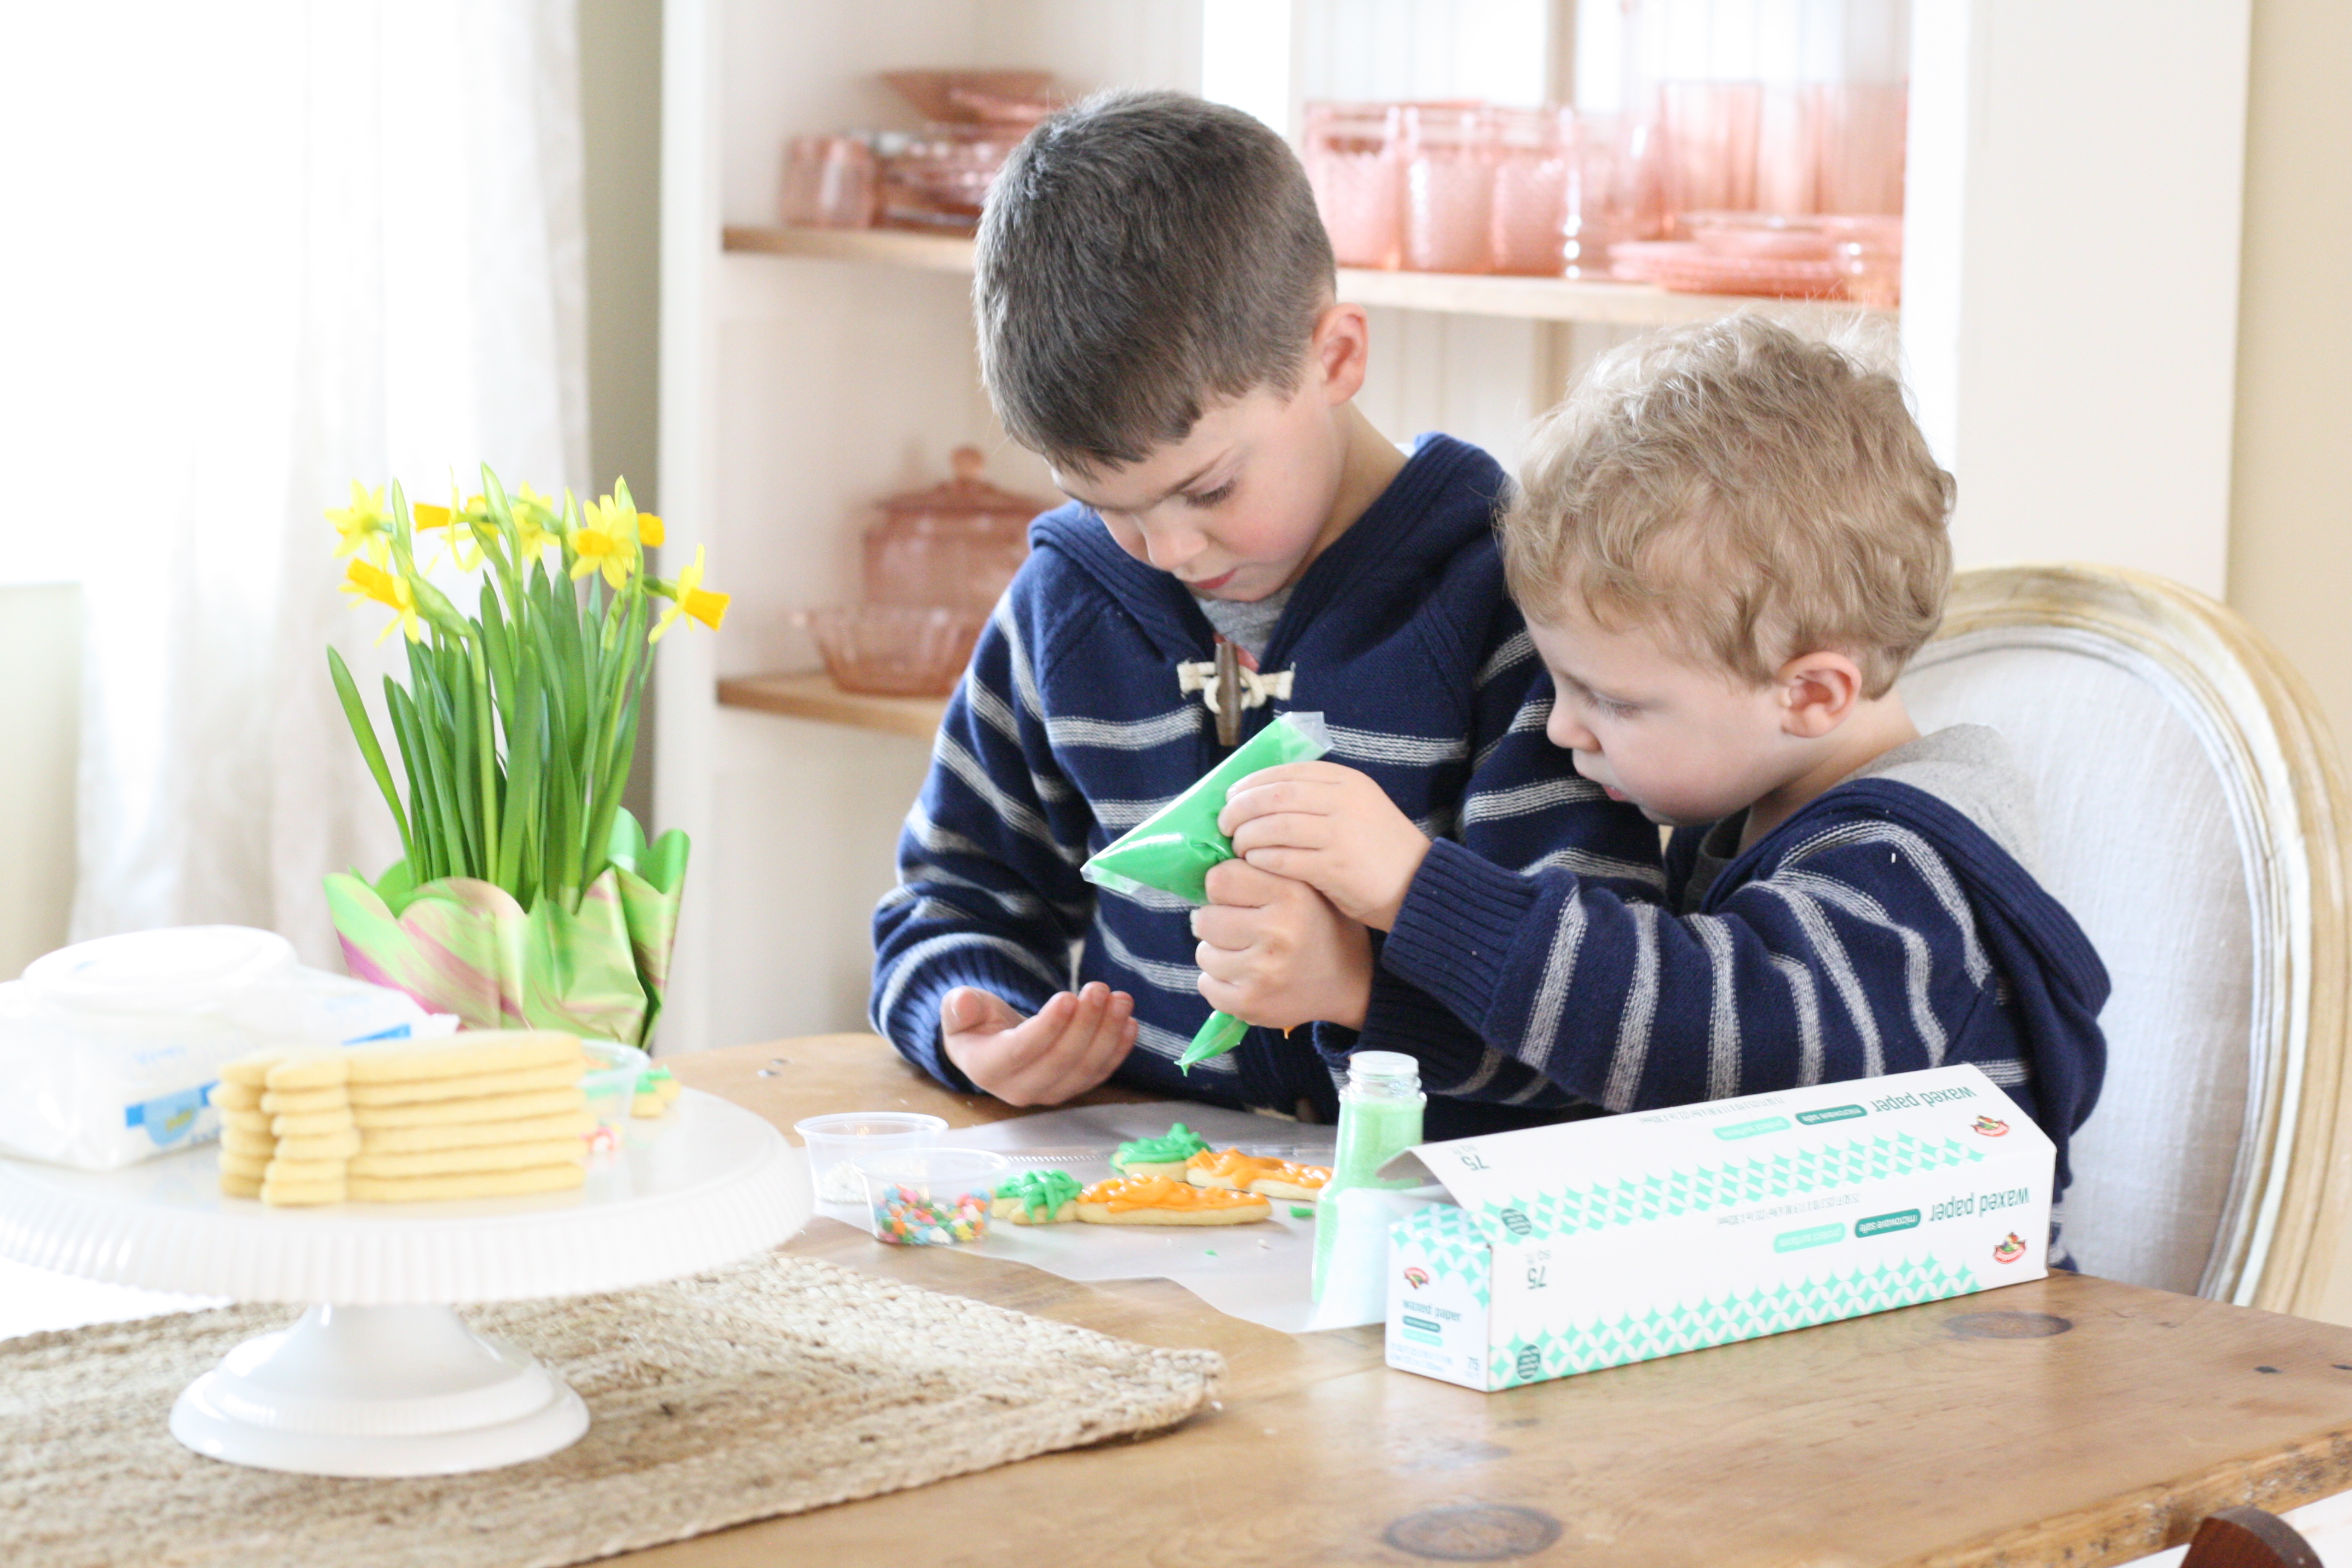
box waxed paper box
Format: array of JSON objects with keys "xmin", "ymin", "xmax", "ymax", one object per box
[{"xmin": 1383, "ymin": 1064, "xmax": 2054, "ymax": 1391}]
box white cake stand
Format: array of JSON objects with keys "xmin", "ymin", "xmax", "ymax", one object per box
[{"xmin": 0, "ymin": 1088, "xmax": 809, "ymax": 1478}]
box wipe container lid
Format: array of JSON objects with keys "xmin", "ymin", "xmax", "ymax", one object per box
[{"xmin": 23, "ymin": 926, "xmax": 297, "ymax": 1015}]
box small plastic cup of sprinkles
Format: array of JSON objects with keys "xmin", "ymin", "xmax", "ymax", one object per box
[
  {"xmin": 794, "ymin": 1112, "xmax": 949, "ymax": 1204},
  {"xmin": 853, "ymin": 1149, "xmax": 1010, "ymax": 1246}
]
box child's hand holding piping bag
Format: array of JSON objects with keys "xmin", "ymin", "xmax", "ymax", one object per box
[
  {"xmin": 1191, "ymin": 859, "xmax": 1374, "ymax": 1030},
  {"xmin": 1217, "ymin": 761, "xmax": 1434, "ymax": 931}
]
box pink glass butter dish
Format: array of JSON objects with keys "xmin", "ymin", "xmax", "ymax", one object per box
[{"xmin": 864, "ymin": 446, "xmax": 1044, "ymax": 616}]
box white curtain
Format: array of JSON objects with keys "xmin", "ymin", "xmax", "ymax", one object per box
[{"xmin": 4, "ymin": 3, "xmax": 589, "ymax": 965}]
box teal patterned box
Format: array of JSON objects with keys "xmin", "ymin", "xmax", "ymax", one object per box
[{"xmin": 1383, "ymin": 1064, "xmax": 2051, "ymax": 1391}]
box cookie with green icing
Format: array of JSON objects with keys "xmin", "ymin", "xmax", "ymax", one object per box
[
  {"xmin": 1111, "ymin": 1122, "xmax": 1211, "ymax": 1178},
  {"xmin": 991, "ymin": 1168, "xmax": 1082, "ymax": 1224}
]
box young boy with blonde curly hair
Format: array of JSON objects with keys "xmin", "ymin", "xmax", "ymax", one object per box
[{"xmin": 1204, "ymin": 315, "xmax": 2108, "ymax": 1207}]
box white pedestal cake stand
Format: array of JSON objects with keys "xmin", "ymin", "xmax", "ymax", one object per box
[{"xmin": 0, "ymin": 1088, "xmax": 809, "ymax": 1478}]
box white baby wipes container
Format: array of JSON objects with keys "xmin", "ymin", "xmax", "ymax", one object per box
[{"xmin": 0, "ymin": 926, "xmax": 440, "ymax": 1171}]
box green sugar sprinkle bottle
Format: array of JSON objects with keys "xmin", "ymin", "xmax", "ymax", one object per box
[{"xmin": 1313, "ymin": 1050, "xmax": 1426, "ymax": 1302}]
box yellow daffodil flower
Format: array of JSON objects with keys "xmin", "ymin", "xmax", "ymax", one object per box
[
  {"xmin": 648, "ymin": 546, "xmax": 730, "ymax": 642},
  {"xmin": 410, "ymin": 498, "xmax": 486, "ymax": 572},
  {"xmin": 568, "ymin": 525, "xmax": 629, "ymax": 589},
  {"xmin": 326, "ymin": 482, "xmax": 391, "ymax": 565},
  {"xmin": 638, "ymin": 513, "xmax": 664, "ymax": 547},
  {"xmin": 509, "ymin": 486, "xmax": 561, "ymax": 562},
  {"xmin": 342, "ymin": 559, "xmax": 425, "ymax": 643},
  {"xmin": 569, "ymin": 495, "xmax": 644, "ymax": 591}
]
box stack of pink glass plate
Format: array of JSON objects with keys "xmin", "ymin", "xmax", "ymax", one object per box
[{"xmin": 1612, "ymin": 240, "xmax": 1844, "ymax": 298}]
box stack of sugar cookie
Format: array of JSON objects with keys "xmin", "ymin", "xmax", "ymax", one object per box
[
  {"xmin": 213, "ymin": 1051, "xmax": 359, "ymax": 1206},
  {"xmin": 214, "ymin": 1030, "xmax": 593, "ymax": 1206},
  {"xmin": 343, "ymin": 1031, "xmax": 590, "ymax": 1202}
]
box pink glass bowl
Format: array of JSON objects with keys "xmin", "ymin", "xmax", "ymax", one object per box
[{"xmin": 799, "ymin": 606, "xmax": 985, "ymax": 697}]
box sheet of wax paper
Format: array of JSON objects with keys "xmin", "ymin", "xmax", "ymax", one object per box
[{"xmin": 809, "ymin": 1102, "xmax": 1342, "ymax": 1334}]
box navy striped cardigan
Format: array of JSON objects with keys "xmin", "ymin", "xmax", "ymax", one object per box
[
  {"xmin": 1374, "ymin": 766, "xmax": 2110, "ymax": 1194},
  {"xmin": 870, "ymin": 436, "xmax": 1665, "ymax": 1134}
]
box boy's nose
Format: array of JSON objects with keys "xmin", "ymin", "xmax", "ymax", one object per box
[
  {"xmin": 1547, "ymin": 707, "xmax": 1596, "ymax": 752},
  {"xmin": 1142, "ymin": 528, "xmax": 1205, "ymax": 573}
]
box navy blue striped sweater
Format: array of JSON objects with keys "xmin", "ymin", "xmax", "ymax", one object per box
[
  {"xmin": 1366, "ymin": 724, "xmax": 2110, "ymax": 1192},
  {"xmin": 871, "ymin": 436, "xmax": 1665, "ymax": 1133}
]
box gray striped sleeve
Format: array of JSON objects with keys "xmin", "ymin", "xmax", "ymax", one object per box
[
  {"xmin": 1463, "ymin": 776, "xmax": 1607, "ymax": 826},
  {"xmin": 931, "ymin": 732, "xmax": 1079, "ymax": 864},
  {"xmin": 871, "ymin": 932, "xmax": 1068, "ymax": 1034},
  {"xmin": 1768, "ymin": 953, "xmax": 1826, "ymax": 1085},
  {"xmin": 1046, "ymin": 705, "xmax": 1202, "ymax": 751},
  {"xmin": 1693, "ymin": 915, "xmax": 1743, "ymax": 1100},
  {"xmin": 1780, "ymin": 869, "xmax": 1949, "ymax": 1067},
  {"xmin": 1326, "ymin": 725, "xmax": 1470, "ymax": 767},
  {"xmin": 1783, "ymin": 822, "xmax": 1991, "ymax": 985},
  {"xmin": 1520, "ymin": 889, "xmax": 1590, "ymax": 1076},
  {"xmin": 1748, "ymin": 882, "xmax": 1884, "ymax": 1076},
  {"xmin": 1599, "ymin": 901, "xmax": 1664, "ymax": 1111},
  {"xmin": 1477, "ymin": 629, "xmax": 1535, "ymax": 687},
  {"xmin": 1092, "ymin": 918, "xmax": 1203, "ymax": 998}
]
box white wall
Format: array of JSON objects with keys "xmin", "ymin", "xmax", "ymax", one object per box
[
  {"xmin": 2226, "ymin": 0, "xmax": 2352, "ymax": 782},
  {"xmin": 1901, "ymin": 0, "xmax": 2253, "ymax": 598},
  {"xmin": 0, "ymin": 585, "xmax": 78, "ymax": 978}
]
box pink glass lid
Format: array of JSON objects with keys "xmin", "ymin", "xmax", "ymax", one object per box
[{"xmin": 877, "ymin": 445, "xmax": 1047, "ymax": 521}]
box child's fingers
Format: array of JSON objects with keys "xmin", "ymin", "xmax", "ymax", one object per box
[
  {"xmin": 1234, "ymin": 843, "xmax": 1315, "ymax": 883},
  {"xmin": 984, "ymin": 992, "xmax": 1074, "ymax": 1068},
  {"xmin": 1191, "ymin": 901, "xmax": 1262, "ymax": 949},
  {"xmin": 1038, "ymin": 988, "xmax": 1132, "ymax": 1100},
  {"xmin": 1052, "ymin": 981, "xmax": 1110, "ymax": 1043},
  {"xmin": 1070, "ymin": 988, "xmax": 1135, "ymax": 1080},
  {"xmin": 1197, "ymin": 971, "xmax": 1247, "ymax": 1018},
  {"xmin": 1227, "ymin": 811, "xmax": 1334, "ymax": 860},
  {"xmin": 1202, "ymin": 857, "xmax": 1292, "ymax": 907},
  {"xmin": 1229, "ymin": 760, "xmax": 1343, "ymax": 795},
  {"xmin": 940, "ymin": 985, "xmax": 1021, "ymax": 1038},
  {"xmin": 985, "ymin": 987, "xmax": 1106, "ymax": 1103},
  {"xmin": 1218, "ymin": 776, "xmax": 1330, "ymax": 836}
]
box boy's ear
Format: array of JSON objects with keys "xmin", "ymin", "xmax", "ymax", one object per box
[
  {"xmin": 1312, "ymin": 302, "xmax": 1372, "ymax": 403},
  {"xmin": 1775, "ymin": 650, "xmax": 1865, "ymax": 739}
]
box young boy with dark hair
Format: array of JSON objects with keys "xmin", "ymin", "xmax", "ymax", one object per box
[
  {"xmin": 869, "ymin": 90, "xmax": 1661, "ymax": 1134},
  {"xmin": 1206, "ymin": 315, "xmax": 2109, "ymax": 1211}
]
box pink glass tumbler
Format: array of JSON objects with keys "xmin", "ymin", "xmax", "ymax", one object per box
[
  {"xmin": 779, "ymin": 134, "xmax": 876, "ymax": 229},
  {"xmin": 1401, "ymin": 104, "xmax": 1495, "ymax": 274},
  {"xmin": 1303, "ymin": 102, "xmax": 1403, "ymax": 270},
  {"xmin": 1488, "ymin": 106, "xmax": 1569, "ymax": 276}
]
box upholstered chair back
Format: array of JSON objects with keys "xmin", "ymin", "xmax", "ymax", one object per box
[{"xmin": 1901, "ymin": 567, "xmax": 2350, "ymax": 1313}]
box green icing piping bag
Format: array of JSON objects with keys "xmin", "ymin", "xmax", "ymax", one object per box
[{"xmin": 1080, "ymin": 710, "xmax": 1331, "ymax": 1071}]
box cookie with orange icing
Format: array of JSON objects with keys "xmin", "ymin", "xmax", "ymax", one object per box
[
  {"xmin": 1073, "ymin": 1174, "xmax": 1272, "ymax": 1226},
  {"xmin": 1184, "ymin": 1147, "xmax": 1331, "ymax": 1203}
]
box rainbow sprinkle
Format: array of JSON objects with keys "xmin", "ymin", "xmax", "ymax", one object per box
[{"xmin": 872, "ymin": 1184, "xmax": 988, "ymax": 1246}]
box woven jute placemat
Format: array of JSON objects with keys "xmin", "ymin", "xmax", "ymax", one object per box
[{"xmin": 0, "ymin": 1252, "xmax": 1223, "ymax": 1568}]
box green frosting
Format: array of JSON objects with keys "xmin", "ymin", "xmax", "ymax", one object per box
[
  {"xmin": 994, "ymin": 1168, "xmax": 1082, "ymax": 1218},
  {"xmin": 1082, "ymin": 716, "xmax": 1328, "ymax": 905},
  {"xmin": 1080, "ymin": 713, "xmax": 1331, "ymax": 1073},
  {"xmin": 1114, "ymin": 1122, "xmax": 1212, "ymax": 1169}
]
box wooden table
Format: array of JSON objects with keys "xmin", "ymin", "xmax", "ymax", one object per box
[{"xmin": 626, "ymin": 1036, "xmax": 2352, "ymax": 1567}]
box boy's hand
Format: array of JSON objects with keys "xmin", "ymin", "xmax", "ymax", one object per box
[
  {"xmin": 1218, "ymin": 761, "xmax": 1431, "ymax": 931},
  {"xmin": 1192, "ymin": 859, "xmax": 1373, "ymax": 1030},
  {"xmin": 940, "ymin": 982, "xmax": 1135, "ymax": 1106}
]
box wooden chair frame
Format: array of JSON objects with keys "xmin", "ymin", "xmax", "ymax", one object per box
[{"xmin": 1915, "ymin": 566, "xmax": 2350, "ymax": 1316}]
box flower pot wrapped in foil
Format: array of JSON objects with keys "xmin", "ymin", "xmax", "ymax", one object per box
[{"xmin": 326, "ymin": 814, "xmax": 687, "ymax": 1050}]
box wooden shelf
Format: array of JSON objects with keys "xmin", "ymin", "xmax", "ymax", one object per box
[
  {"xmin": 721, "ymin": 224, "xmax": 1890, "ymax": 328},
  {"xmin": 717, "ymin": 671, "xmax": 947, "ymax": 741}
]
